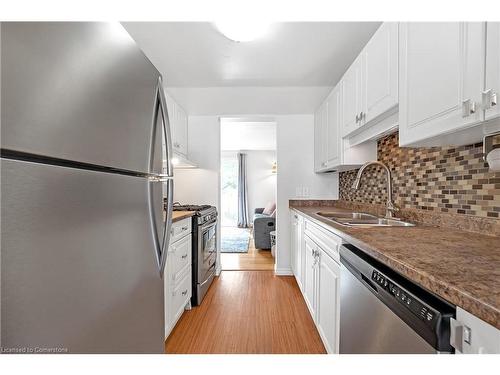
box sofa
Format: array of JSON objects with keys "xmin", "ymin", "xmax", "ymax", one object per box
[{"xmin": 253, "ymin": 206, "xmax": 276, "ymax": 250}]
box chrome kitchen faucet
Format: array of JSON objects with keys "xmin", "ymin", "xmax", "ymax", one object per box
[{"xmin": 351, "ymin": 161, "xmax": 397, "ymax": 219}]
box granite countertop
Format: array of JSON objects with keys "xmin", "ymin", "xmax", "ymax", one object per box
[
  {"xmin": 172, "ymin": 211, "xmax": 195, "ymax": 222},
  {"xmin": 290, "ymin": 202, "xmax": 500, "ymax": 329}
]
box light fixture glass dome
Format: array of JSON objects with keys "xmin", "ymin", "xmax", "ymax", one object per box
[{"xmin": 214, "ymin": 21, "xmax": 271, "ymax": 42}]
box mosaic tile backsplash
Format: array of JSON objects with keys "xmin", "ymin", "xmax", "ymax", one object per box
[{"xmin": 339, "ymin": 132, "xmax": 500, "ymax": 219}]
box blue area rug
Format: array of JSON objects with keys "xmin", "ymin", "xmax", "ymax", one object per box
[{"xmin": 221, "ymin": 227, "xmax": 250, "ymax": 253}]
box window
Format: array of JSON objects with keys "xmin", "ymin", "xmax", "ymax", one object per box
[{"xmin": 221, "ymin": 154, "xmax": 238, "ymax": 226}]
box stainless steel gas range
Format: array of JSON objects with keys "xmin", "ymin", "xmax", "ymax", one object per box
[{"xmin": 172, "ymin": 204, "xmax": 217, "ymax": 306}]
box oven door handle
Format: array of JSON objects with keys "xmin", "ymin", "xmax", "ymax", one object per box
[{"xmin": 200, "ymin": 220, "xmax": 217, "ymax": 232}]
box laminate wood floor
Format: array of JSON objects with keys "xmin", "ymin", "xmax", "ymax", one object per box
[
  {"xmin": 220, "ymin": 230, "xmax": 275, "ymax": 271},
  {"xmin": 165, "ymin": 271, "xmax": 326, "ymax": 354}
]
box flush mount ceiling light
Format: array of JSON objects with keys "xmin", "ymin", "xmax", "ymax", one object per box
[{"xmin": 214, "ymin": 21, "xmax": 272, "ymax": 42}]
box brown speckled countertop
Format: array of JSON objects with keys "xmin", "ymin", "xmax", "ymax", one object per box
[
  {"xmin": 172, "ymin": 211, "xmax": 195, "ymax": 222},
  {"xmin": 290, "ymin": 201, "xmax": 500, "ymax": 329}
]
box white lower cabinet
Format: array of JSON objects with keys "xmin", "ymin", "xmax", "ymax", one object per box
[
  {"xmin": 291, "ymin": 212, "xmax": 500, "ymax": 355},
  {"xmin": 290, "ymin": 211, "xmax": 304, "ymax": 291},
  {"xmin": 164, "ymin": 218, "xmax": 192, "ymax": 339},
  {"xmin": 303, "ymin": 235, "xmax": 318, "ymax": 317},
  {"xmin": 317, "ymin": 248, "xmax": 341, "ymax": 354},
  {"xmin": 451, "ymin": 307, "xmax": 500, "ymax": 354},
  {"xmin": 291, "ymin": 210, "xmax": 341, "ymax": 353}
]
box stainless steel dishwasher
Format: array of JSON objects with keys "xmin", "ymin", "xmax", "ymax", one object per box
[{"xmin": 340, "ymin": 244, "xmax": 455, "ymax": 354}]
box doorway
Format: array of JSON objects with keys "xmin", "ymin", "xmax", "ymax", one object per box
[{"xmin": 219, "ymin": 118, "xmax": 277, "ymax": 271}]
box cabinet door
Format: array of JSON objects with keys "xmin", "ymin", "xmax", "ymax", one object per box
[
  {"xmin": 452, "ymin": 307, "xmax": 500, "ymax": 354},
  {"xmin": 485, "ymin": 22, "xmax": 500, "ymax": 120},
  {"xmin": 314, "ymin": 106, "xmax": 323, "ymax": 172},
  {"xmin": 303, "ymin": 236, "xmax": 317, "ymax": 318},
  {"xmin": 296, "ymin": 215, "xmax": 304, "ymax": 291},
  {"xmin": 325, "ymin": 87, "xmax": 341, "ymax": 168},
  {"xmin": 290, "ymin": 212, "xmax": 298, "ymax": 275},
  {"xmin": 364, "ymin": 22, "xmax": 398, "ymax": 124},
  {"xmin": 314, "ymin": 101, "xmax": 328, "ymax": 171},
  {"xmin": 316, "ymin": 249, "xmax": 340, "ymax": 354},
  {"xmin": 177, "ymin": 107, "xmax": 188, "ymax": 156},
  {"xmin": 166, "ymin": 94, "xmax": 188, "ymax": 157},
  {"xmin": 399, "ymin": 22, "xmax": 485, "ymax": 146},
  {"xmin": 341, "ymin": 54, "xmax": 364, "ymax": 136}
]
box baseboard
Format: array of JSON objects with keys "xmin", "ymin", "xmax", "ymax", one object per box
[{"xmin": 275, "ymin": 268, "xmax": 293, "ymax": 276}]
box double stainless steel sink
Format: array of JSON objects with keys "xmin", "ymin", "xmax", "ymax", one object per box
[{"xmin": 316, "ymin": 211, "xmax": 415, "ymax": 227}]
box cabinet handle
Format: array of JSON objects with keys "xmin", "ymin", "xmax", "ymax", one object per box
[
  {"xmin": 482, "ymin": 89, "xmax": 498, "ymax": 109},
  {"xmin": 181, "ymin": 254, "xmax": 188, "ymax": 259},
  {"xmin": 321, "ymin": 162, "xmax": 327, "ymax": 167},
  {"xmin": 462, "ymin": 99, "xmax": 476, "ymax": 117},
  {"xmin": 182, "ymin": 226, "xmax": 188, "ymax": 231},
  {"xmin": 181, "ymin": 289, "xmax": 188, "ymax": 296},
  {"xmin": 355, "ymin": 114, "xmax": 359, "ymax": 123}
]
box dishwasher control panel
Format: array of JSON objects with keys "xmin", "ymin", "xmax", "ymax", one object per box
[{"xmin": 372, "ymin": 270, "xmax": 436, "ymax": 326}]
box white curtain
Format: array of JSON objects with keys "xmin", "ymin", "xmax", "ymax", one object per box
[{"xmin": 237, "ymin": 152, "xmax": 249, "ymax": 228}]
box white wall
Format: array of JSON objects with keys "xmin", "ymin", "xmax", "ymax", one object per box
[
  {"xmin": 166, "ymin": 87, "xmax": 332, "ymax": 116},
  {"xmin": 172, "ymin": 116, "xmax": 221, "ymax": 274},
  {"xmin": 174, "ymin": 114, "xmax": 338, "ymax": 275},
  {"xmin": 173, "ymin": 116, "xmax": 220, "ymax": 206},
  {"xmin": 275, "ymin": 115, "xmax": 339, "ymax": 274}
]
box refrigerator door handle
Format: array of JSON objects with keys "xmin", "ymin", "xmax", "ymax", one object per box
[
  {"xmin": 160, "ymin": 178, "xmax": 173, "ymax": 276},
  {"xmin": 157, "ymin": 76, "xmax": 174, "ymax": 276},
  {"xmin": 157, "ymin": 76, "xmax": 173, "ymax": 178},
  {"xmin": 147, "ymin": 174, "xmax": 173, "ymax": 182},
  {"xmin": 147, "ymin": 76, "xmax": 174, "ymax": 276}
]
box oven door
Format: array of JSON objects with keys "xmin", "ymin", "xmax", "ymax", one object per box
[{"xmin": 198, "ymin": 220, "xmax": 217, "ymax": 280}]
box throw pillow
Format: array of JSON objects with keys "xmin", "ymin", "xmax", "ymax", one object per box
[{"xmin": 262, "ymin": 202, "xmax": 276, "ymax": 215}]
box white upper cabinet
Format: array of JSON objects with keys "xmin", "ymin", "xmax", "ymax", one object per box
[
  {"xmin": 341, "ymin": 54, "xmax": 364, "ymax": 136},
  {"xmin": 325, "ymin": 87, "xmax": 342, "ymax": 168},
  {"xmin": 341, "ymin": 22, "xmax": 398, "ymax": 136},
  {"xmin": 165, "ymin": 92, "xmax": 188, "ymax": 157},
  {"xmin": 399, "ymin": 22, "xmax": 486, "ymax": 146},
  {"xmin": 363, "ymin": 22, "xmax": 399, "ymax": 124},
  {"xmin": 315, "ymin": 74, "xmax": 376, "ymax": 173},
  {"xmin": 484, "ymin": 22, "xmax": 500, "ymax": 121},
  {"xmin": 314, "ymin": 101, "xmax": 328, "ymax": 171}
]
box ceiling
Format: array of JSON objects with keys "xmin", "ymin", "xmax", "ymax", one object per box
[
  {"xmin": 221, "ymin": 119, "xmax": 276, "ymax": 151},
  {"xmin": 122, "ymin": 22, "xmax": 381, "ymax": 87}
]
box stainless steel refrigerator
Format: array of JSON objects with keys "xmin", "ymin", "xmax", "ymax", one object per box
[{"xmin": 0, "ymin": 22, "xmax": 174, "ymax": 353}]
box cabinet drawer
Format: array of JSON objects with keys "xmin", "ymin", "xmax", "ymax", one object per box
[
  {"xmin": 304, "ymin": 219, "xmax": 342, "ymax": 263},
  {"xmin": 170, "ymin": 217, "xmax": 192, "ymax": 244},
  {"xmin": 168, "ymin": 233, "xmax": 192, "ymax": 280},
  {"xmin": 170, "ymin": 272, "xmax": 191, "ymax": 318}
]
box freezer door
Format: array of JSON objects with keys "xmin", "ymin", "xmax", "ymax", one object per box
[
  {"xmin": 1, "ymin": 159, "xmax": 164, "ymax": 353},
  {"xmin": 1, "ymin": 22, "xmax": 161, "ymax": 173}
]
